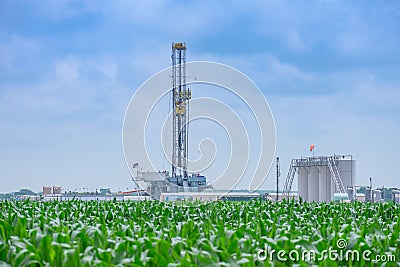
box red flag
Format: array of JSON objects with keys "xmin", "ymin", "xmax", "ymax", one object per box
[{"xmin": 310, "ymin": 144, "xmax": 315, "ymax": 152}]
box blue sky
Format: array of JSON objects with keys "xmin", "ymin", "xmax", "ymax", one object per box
[{"xmin": 0, "ymin": 0, "xmax": 399, "ymax": 193}]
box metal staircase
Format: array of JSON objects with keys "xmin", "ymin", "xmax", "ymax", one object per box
[
  {"xmin": 283, "ymin": 159, "xmax": 297, "ymax": 197},
  {"xmin": 327, "ymin": 156, "xmax": 346, "ymax": 193}
]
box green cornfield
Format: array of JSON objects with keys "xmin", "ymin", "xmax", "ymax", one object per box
[{"xmin": 0, "ymin": 199, "xmax": 399, "ymax": 266}]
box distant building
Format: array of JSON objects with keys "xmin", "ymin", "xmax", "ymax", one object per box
[
  {"xmin": 100, "ymin": 188, "xmax": 112, "ymax": 195},
  {"xmin": 53, "ymin": 186, "xmax": 62, "ymax": 194},
  {"xmin": 42, "ymin": 186, "xmax": 62, "ymax": 195},
  {"xmin": 356, "ymin": 193, "xmax": 366, "ymax": 202},
  {"xmin": 160, "ymin": 190, "xmax": 261, "ymax": 202},
  {"xmin": 16, "ymin": 195, "xmax": 40, "ymax": 201},
  {"xmin": 392, "ymin": 190, "xmax": 400, "ymax": 204},
  {"xmin": 43, "ymin": 186, "xmax": 52, "ymax": 196},
  {"xmin": 266, "ymin": 192, "xmax": 299, "ymax": 201}
]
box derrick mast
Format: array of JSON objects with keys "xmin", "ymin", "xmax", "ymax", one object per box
[
  {"xmin": 171, "ymin": 42, "xmax": 191, "ymax": 179},
  {"xmin": 134, "ymin": 43, "xmax": 208, "ymax": 199}
]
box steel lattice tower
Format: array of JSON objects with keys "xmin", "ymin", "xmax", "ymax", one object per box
[{"xmin": 171, "ymin": 42, "xmax": 191, "ymax": 178}]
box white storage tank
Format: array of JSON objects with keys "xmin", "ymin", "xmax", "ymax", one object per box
[
  {"xmin": 327, "ymin": 156, "xmax": 355, "ymax": 201},
  {"xmin": 294, "ymin": 155, "xmax": 356, "ymax": 202},
  {"xmin": 319, "ymin": 166, "xmax": 329, "ymax": 202},
  {"xmin": 336, "ymin": 157, "xmax": 356, "ymax": 192},
  {"xmin": 308, "ymin": 166, "xmax": 319, "ymax": 202},
  {"xmin": 298, "ymin": 167, "xmax": 308, "ymax": 201},
  {"xmin": 331, "ymin": 173, "xmax": 337, "ymax": 198}
]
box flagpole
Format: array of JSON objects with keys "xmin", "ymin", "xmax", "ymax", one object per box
[
  {"xmin": 132, "ymin": 162, "xmax": 140, "ymax": 190},
  {"xmin": 310, "ymin": 144, "xmax": 315, "ymax": 158}
]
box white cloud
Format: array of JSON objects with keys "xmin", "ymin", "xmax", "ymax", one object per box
[
  {"xmin": 55, "ymin": 57, "xmax": 80, "ymax": 82},
  {"xmin": 96, "ymin": 57, "xmax": 118, "ymax": 79},
  {"xmin": 0, "ymin": 32, "xmax": 42, "ymax": 73},
  {"xmin": 283, "ymin": 31, "xmax": 309, "ymax": 52},
  {"xmin": 192, "ymin": 52, "xmax": 314, "ymax": 94},
  {"xmin": 99, "ymin": 0, "xmax": 228, "ymax": 38},
  {"xmin": 27, "ymin": 0, "xmax": 99, "ymax": 20},
  {"xmin": 267, "ymin": 55, "xmax": 312, "ymax": 82}
]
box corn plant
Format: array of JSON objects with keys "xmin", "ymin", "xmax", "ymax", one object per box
[{"xmin": 0, "ymin": 199, "xmax": 399, "ymax": 266}]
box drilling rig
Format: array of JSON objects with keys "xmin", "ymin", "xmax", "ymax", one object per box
[
  {"xmin": 134, "ymin": 43, "xmax": 210, "ymax": 199},
  {"xmin": 171, "ymin": 42, "xmax": 190, "ymax": 180}
]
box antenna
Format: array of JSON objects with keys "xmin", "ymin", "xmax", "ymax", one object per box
[
  {"xmin": 276, "ymin": 157, "xmax": 281, "ymax": 201},
  {"xmin": 370, "ymin": 177, "xmax": 373, "ymax": 203}
]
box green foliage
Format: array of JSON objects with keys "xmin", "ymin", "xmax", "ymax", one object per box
[{"xmin": 0, "ymin": 200, "xmax": 398, "ymax": 266}]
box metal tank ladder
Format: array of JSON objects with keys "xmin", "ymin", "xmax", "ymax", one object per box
[
  {"xmin": 283, "ymin": 159, "xmax": 297, "ymax": 197},
  {"xmin": 327, "ymin": 156, "xmax": 346, "ymax": 193}
]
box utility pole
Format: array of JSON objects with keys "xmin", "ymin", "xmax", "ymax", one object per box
[
  {"xmin": 370, "ymin": 177, "xmax": 373, "ymax": 203},
  {"xmin": 276, "ymin": 157, "xmax": 280, "ymax": 201}
]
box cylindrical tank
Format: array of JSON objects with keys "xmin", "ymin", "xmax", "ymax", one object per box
[
  {"xmin": 326, "ymin": 169, "xmax": 332, "ymax": 201},
  {"xmin": 392, "ymin": 190, "xmax": 400, "ymax": 204},
  {"xmin": 319, "ymin": 166, "xmax": 329, "ymax": 202},
  {"xmin": 373, "ymin": 190, "xmax": 382, "ymax": 202},
  {"xmin": 331, "ymin": 173, "xmax": 336, "ymax": 197},
  {"xmin": 365, "ymin": 187, "xmax": 372, "ymax": 202},
  {"xmin": 337, "ymin": 158, "xmax": 356, "ymax": 190},
  {"xmin": 347, "ymin": 186, "xmax": 355, "ymax": 201},
  {"xmin": 298, "ymin": 167, "xmax": 308, "ymax": 201},
  {"xmin": 308, "ymin": 166, "xmax": 319, "ymax": 202}
]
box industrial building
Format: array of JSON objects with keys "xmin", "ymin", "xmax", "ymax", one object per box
[
  {"xmin": 160, "ymin": 190, "xmax": 261, "ymax": 202},
  {"xmin": 283, "ymin": 155, "xmax": 355, "ymax": 202},
  {"xmin": 392, "ymin": 190, "xmax": 400, "ymax": 204},
  {"xmin": 42, "ymin": 186, "xmax": 52, "ymax": 195},
  {"xmin": 42, "ymin": 186, "xmax": 62, "ymax": 196},
  {"xmin": 53, "ymin": 186, "xmax": 62, "ymax": 194},
  {"xmin": 266, "ymin": 192, "xmax": 299, "ymax": 201},
  {"xmin": 365, "ymin": 187, "xmax": 383, "ymax": 203},
  {"xmin": 42, "ymin": 195, "xmax": 151, "ymax": 202}
]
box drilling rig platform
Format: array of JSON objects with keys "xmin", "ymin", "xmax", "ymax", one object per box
[{"xmin": 134, "ymin": 42, "xmax": 210, "ymax": 199}]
